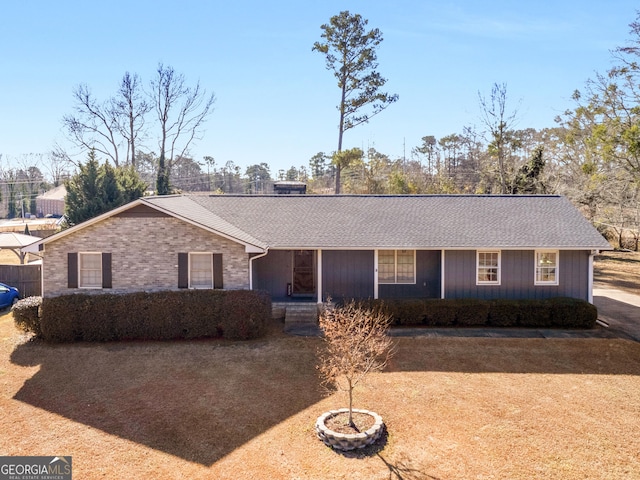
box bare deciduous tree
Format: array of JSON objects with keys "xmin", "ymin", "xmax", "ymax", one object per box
[
  {"xmin": 63, "ymin": 84, "xmax": 121, "ymax": 166},
  {"xmin": 63, "ymin": 72, "xmax": 150, "ymax": 169},
  {"xmin": 478, "ymin": 82, "xmax": 521, "ymax": 193},
  {"xmin": 112, "ymin": 72, "xmax": 151, "ymax": 169},
  {"xmin": 151, "ymin": 64, "xmax": 216, "ymax": 194},
  {"xmin": 317, "ymin": 300, "xmax": 394, "ymax": 427}
]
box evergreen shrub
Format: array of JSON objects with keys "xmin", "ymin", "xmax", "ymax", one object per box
[
  {"xmin": 37, "ymin": 290, "xmax": 271, "ymax": 343},
  {"xmin": 13, "ymin": 296, "xmax": 43, "ymax": 337},
  {"xmin": 357, "ymin": 297, "xmax": 597, "ymax": 329}
]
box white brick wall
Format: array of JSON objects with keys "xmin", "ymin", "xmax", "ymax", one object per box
[{"xmin": 43, "ymin": 215, "xmax": 250, "ymax": 297}]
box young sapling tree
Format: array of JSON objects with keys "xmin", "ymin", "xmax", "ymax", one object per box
[{"xmin": 317, "ymin": 300, "xmax": 394, "ymax": 427}]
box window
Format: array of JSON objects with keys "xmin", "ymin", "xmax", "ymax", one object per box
[
  {"xmin": 477, "ymin": 251, "xmax": 500, "ymax": 285},
  {"xmin": 535, "ymin": 250, "xmax": 558, "ymax": 285},
  {"xmin": 79, "ymin": 252, "xmax": 103, "ymax": 288},
  {"xmin": 378, "ymin": 250, "xmax": 415, "ymax": 284},
  {"xmin": 189, "ymin": 253, "xmax": 213, "ymax": 289},
  {"xmin": 178, "ymin": 253, "xmax": 223, "ymax": 289}
]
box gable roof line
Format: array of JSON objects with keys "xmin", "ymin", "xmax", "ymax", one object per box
[
  {"xmin": 29, "ymin": 195, "xmax": 268, "ymax": 252},
  {"xmin": 29, "ymin": 198, "xmax": 150, "ymax": 249},
  {"xmin": 138, "ymin": 196, "xmax": 268, "ymax": 251}
]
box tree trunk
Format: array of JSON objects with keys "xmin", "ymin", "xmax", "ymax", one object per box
[
  {"xmin": 347, "ymin": 378, "xmax": 354, "ymax": 427},
  {"xmin": 130, "ymin": 114, "xmax": 136, "ymax": 169},
  {"xmin": 335, "ymin": 81, "xmax": 347, "ymax": 194}
]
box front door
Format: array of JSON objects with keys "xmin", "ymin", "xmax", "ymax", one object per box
[{"xmin": 292, "ymin": 250, "xmax": 315, "ymax": 296}]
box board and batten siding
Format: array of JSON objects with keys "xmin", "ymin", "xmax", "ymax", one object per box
[
  {"xmin": 443, "ymin": 250, "xmax": 590, "ymax": 301},
  {"xmin": 378, "ymin": 250, "xmax": 441, "ymax": 299},
  {"xmin": 322, "ymin": 250, "xmax": 374, "ymax": 301},
  {"xmin": 252, "ymin": 250, "xmax": 293, "ymax": 299},
  {"xmin": 42, "ymin": 212, "xmax": 250, "ymax": 297}
]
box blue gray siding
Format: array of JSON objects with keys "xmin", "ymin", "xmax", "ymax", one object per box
[
  {"xmin": 444, "ymin": 250, "xmax": 590, "ymax": 301},
  {"xmin": 322, "ymin": 250, "xmax": 374, "ymax": 301},
  {"xmin": 379, "ymin": 250, "xmax": 441, "ymax": 299},
  {"xmin": 252, "ymin": 250, "xmax": 293, "ymax": 299}
]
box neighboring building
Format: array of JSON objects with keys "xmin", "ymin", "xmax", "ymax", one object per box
[
  {"xmin": 29, "ymin": 194, "xmax": 611, "ymax": 303},
  {"xmin": 273, "ymin": 181, "xmax": 307, "ymax": 194},
  {"xmin": 36, "ymin": 185, "xmax": 66, "ymax": 217},
  {"xmin": 0, "ymin": 217, "xmax": 61, "ymax": 238}
]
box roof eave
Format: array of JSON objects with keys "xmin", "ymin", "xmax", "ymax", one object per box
[
  {"xmin": 30, "ymin": 199, "xmax": 148, "ymax": 249},
  {"xmin": 31, "ymin": 197, "xmax": 268, "ymax": 253},
  {"xmin": 139, "ymin": 198, "xmax": 268, "ymax": 252}
]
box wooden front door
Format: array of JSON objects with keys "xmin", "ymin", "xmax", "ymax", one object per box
[{"xmin": 292, "ymin": 250, "xmax": 315, "ymax": 296}]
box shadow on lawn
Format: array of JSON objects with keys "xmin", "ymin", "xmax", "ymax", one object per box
[
  {"xmin": 332, "ymin": 430, "xmax": 435, "ymax": 480},
  {"xmin": 386, "ymin": 336, "xmax": 640, "ymax": 376},
  {"xmin": 10, "ymin": 336, "xmax": 325, "ymax": 466},
  {"xmin": 9, "ymin": 331, "xmax": 640, "ymax": 467},
  {"xmin": 377, "ymin": 453, "xmax": 440, "ymax": 480}
]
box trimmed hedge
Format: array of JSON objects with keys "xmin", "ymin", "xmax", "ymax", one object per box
[
  {"xmin": 360, "ymin": 297, "xmax": 597, "ymax": 329},
  {"xmin": 18, "ymin": 289, "xmax": 271, "ymax": 343},
  {"xmin": 13, "ymin": 296, "xmax": 43, "ymax": 337}
]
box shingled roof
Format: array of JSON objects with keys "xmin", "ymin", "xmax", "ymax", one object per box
[{"xmin": 141, "ymin": 194, "xmax": 611, "ymax": 251}]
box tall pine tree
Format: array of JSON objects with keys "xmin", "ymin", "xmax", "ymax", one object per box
[{"xmin": 313, "ymin": 11, "xmax": 398, "ymax": 193}]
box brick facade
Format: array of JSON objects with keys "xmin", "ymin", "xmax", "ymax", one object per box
[{"xmin": 43, "ymin": 215, "xmax": 250, "ymax": 297}]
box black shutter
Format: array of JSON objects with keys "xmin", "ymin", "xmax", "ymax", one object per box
[
  {"xmin": 178, "ymin": 253, "xmax": 188, "ymax": 288},
  {"xmin": 68, "ymin": 253, "xmax": 78, "ymax": 288},
  {"xmin": 213, "ymin": 254, "xmax": 223, "ymax": 289},
  {"xmin": 102, "ymin": 253, "xmax": 112, "ymax": 289}
]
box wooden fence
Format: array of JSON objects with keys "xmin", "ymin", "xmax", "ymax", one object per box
[{"xmin": 0, "ymin": 264, "xmax": 42, "ymax": 298}]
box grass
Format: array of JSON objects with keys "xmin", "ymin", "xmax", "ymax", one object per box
[
  {"xmin": 2, "ymin": 314, "xmax": 640, "ymax": 479},
  {"xmin": 1, "ymin": 248, "xmax": 639, "ymax": 478},
  {"xmin": 594, "ymin": 250, "xmax": 640, "ymax": 295}
]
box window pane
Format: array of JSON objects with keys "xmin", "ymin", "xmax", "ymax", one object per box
[
  {"xmin": 79, "ymin": 253, "xmax": 102, "ymax": 288},
  {"xmin": 536, "ymin": 252, "xmax": 557, "ymax": 283},
  {"xmin": 478, "ymin": 268, "xmax": 498, "ymax": 282},
  {"xmin": 396, "ymin": 250, "xmax": 414, "ymax": 283},
  {"xmin": 479, "ymin": 252, "xmax": 498, "ymax": 267},
  {"xmin": 478, "ymin": 251, "xmax": 499, "ymax": 283},
  {"xmin": 378, "ymin": 250, "xmax": 395, "ymax": 283},
  {"xmin": 190, "ymin": 253, "xmax": 213, "ymax": 288}
]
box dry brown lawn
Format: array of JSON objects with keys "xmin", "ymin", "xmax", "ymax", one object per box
[
  {"xmin": 2, "ymin": 312, "xmax": 640, "ymax": 479},
  {"xmin": 1, "ymin": 247, "xmax": 639, "ymax": 478},
  {"xmin": 594, "ymin": 250, "xmax": 640, "ymax": 295}
]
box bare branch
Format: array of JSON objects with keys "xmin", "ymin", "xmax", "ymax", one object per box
[{"xmin": 317, "ymin": 300, "xmax": 394, "ymax": 425}]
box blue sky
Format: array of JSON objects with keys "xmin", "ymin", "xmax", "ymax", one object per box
[{"xmin": 1, "ymin": 1, "xmax": 638, "ymax": 175}]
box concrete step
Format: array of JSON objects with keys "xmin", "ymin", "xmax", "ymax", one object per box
[{"xmin": 283, "ymin": 303, "xmax": 319, "ymax": 325}]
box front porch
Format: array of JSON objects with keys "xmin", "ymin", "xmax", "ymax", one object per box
[{"xmin": 253, "ymin": 248, "xmax": 442, "ymax": 303}]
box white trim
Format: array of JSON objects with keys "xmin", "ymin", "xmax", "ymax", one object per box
[
  {"xmin": 263, "ymin": 245, "xmax": 613, "ymax": 251},
  {"xmin": 534, "ymin": 250, "xmax": 560, "ymax": 286},
  {"xmin": 441, "ymin": 250, "xmax": 446, "ymax": 299},
  {"xmin": 33, "ymin": 199, "xmax": 147, "ymax": 248},
  {"xmin": 588, "ymin": 252, "xmax": 595, "ymax": 303},
  {"xmin": 373, "ymin": 250, "xmax": 379, "ymax": 299},
  {"xmin": 31, "ymin": 197, "xmax": 268, "ymax": 253},
  {"xmin": 140, "ymin": 200, "xmax": 267, "ymax": 252},
  {"xmin": 476, "ymin": 250, "xmax": 501, "ymax": 285},
  {"xmin": 249, "ymin": 250, "xmax": 269, "ymax": 290},
  {"xmin": 317, "ymin": 249, "xmax": 323, "ymax": 303}
]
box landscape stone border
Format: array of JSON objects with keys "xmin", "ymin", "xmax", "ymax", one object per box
[{"xmin": 315, "ymin": 408, "xmax": 385, "ymax": 451}]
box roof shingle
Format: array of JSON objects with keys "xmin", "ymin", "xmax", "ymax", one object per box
[{"xmin": 142, "ymin": 194, "xmax": 611, "ymax": 250}]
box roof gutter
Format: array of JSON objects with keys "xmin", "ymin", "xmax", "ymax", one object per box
[{"xmin": 249, "ymin": 248, "xmax": 269, "ymax": 290}]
